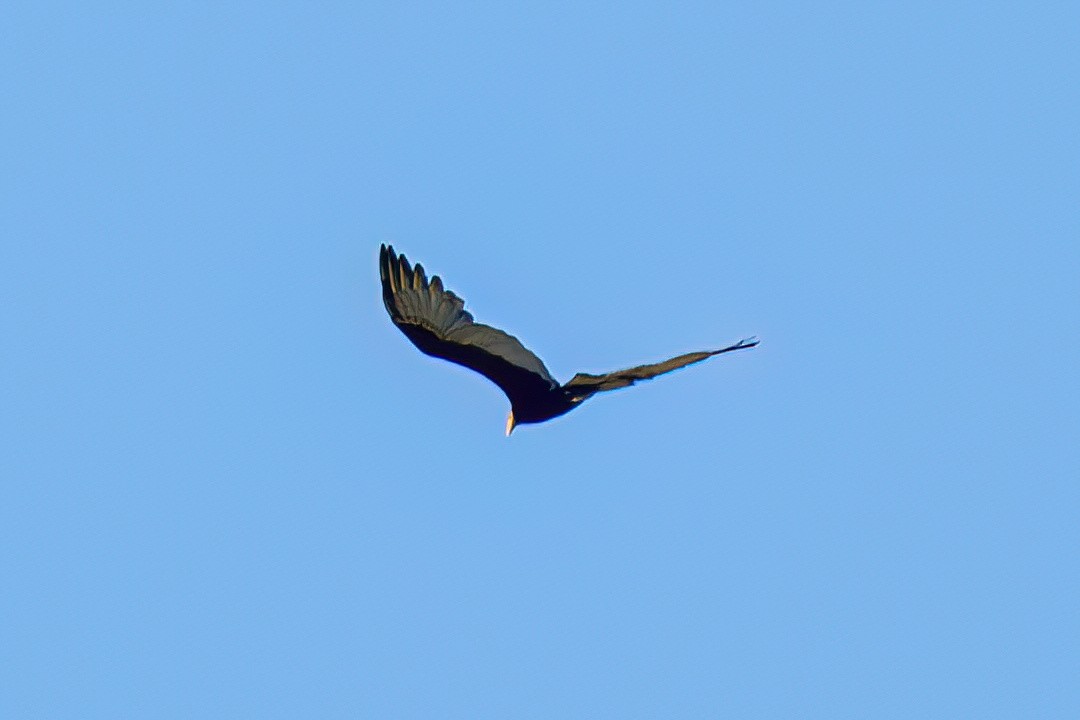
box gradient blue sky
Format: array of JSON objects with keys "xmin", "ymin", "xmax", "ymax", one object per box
[{"xmin": 3, "ymin": 2, "xmax": 1078, "ymax": 718}]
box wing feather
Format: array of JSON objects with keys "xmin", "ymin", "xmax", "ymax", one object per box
[
  {"xmin": 564, "ymin": 338, "xmax": 758, "ymax": 393},
  {"xmin": 380, "ymin": 245, "xmax": 557, "ymax": 406}
]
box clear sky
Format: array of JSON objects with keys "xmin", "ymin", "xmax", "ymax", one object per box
[{"xmin": 3, "ymin": 2, "xmax": 1078, "ymax": 718}]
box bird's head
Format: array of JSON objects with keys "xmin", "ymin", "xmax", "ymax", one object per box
[{"xmin": 505, "ymin": 411, "xmax": 516, "ymax": 437}]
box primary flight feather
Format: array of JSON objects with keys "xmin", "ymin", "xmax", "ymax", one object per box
[{"xmin": 379, "ymin": 244, "xmax": 758, "ymax": 435}]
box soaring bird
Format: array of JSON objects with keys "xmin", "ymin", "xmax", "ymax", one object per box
[{"xmin": 379, "ymin": 244, "xmax": 758, "ymax": 435}]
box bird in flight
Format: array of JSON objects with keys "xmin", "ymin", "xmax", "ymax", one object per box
[{"xmin": 379, "ymin": 244, "xmax": 758, "ymax": 435}]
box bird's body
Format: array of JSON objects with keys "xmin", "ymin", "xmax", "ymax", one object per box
[{"xmin": 379, "ymin": 244, "xmax": 757, "ymax": 434}]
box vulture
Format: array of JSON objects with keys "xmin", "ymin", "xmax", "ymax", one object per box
[{"xmin": 379, "ymin": 244, "xmax": 758, "ymax": 435}]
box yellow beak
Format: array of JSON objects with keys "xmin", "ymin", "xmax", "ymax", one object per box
[{"xmin": 505, "ymin": 411, "xmax": 516, "ymax": 437}]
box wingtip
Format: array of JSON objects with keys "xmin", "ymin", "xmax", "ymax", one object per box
[
  {"xmin": 708, "ymin": 336, "xmax": 760, "ymax": 357},
  {"xmin": 380, "ymin": 244, "xmax": 403, "ymax": 294}
]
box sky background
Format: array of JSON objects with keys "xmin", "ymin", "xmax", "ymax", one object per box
[{"xmin": 3, "ymin": 2, "xmax": 1079, "ymax": 718}]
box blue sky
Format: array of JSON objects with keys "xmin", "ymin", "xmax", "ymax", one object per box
[{"xmin": 3, "ymin": 2, "xmax": 1078, "ymax": 717}]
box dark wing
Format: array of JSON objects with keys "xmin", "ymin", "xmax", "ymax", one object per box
[
  {"xmin": 563, "ymin": 338, "xmax": 759, "ymax": 393},
  {"xmin": 380, "ymin": 244, "xmax": 558, "ymax": 406}
]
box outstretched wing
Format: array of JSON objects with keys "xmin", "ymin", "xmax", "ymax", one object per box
[
  {"xmin": 563, "ymin": 338, "xmax": 759, "ymax": 393},
  {"xmin": 380, "ymin": 244, "xmax": 558, "ymax": 406}
]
